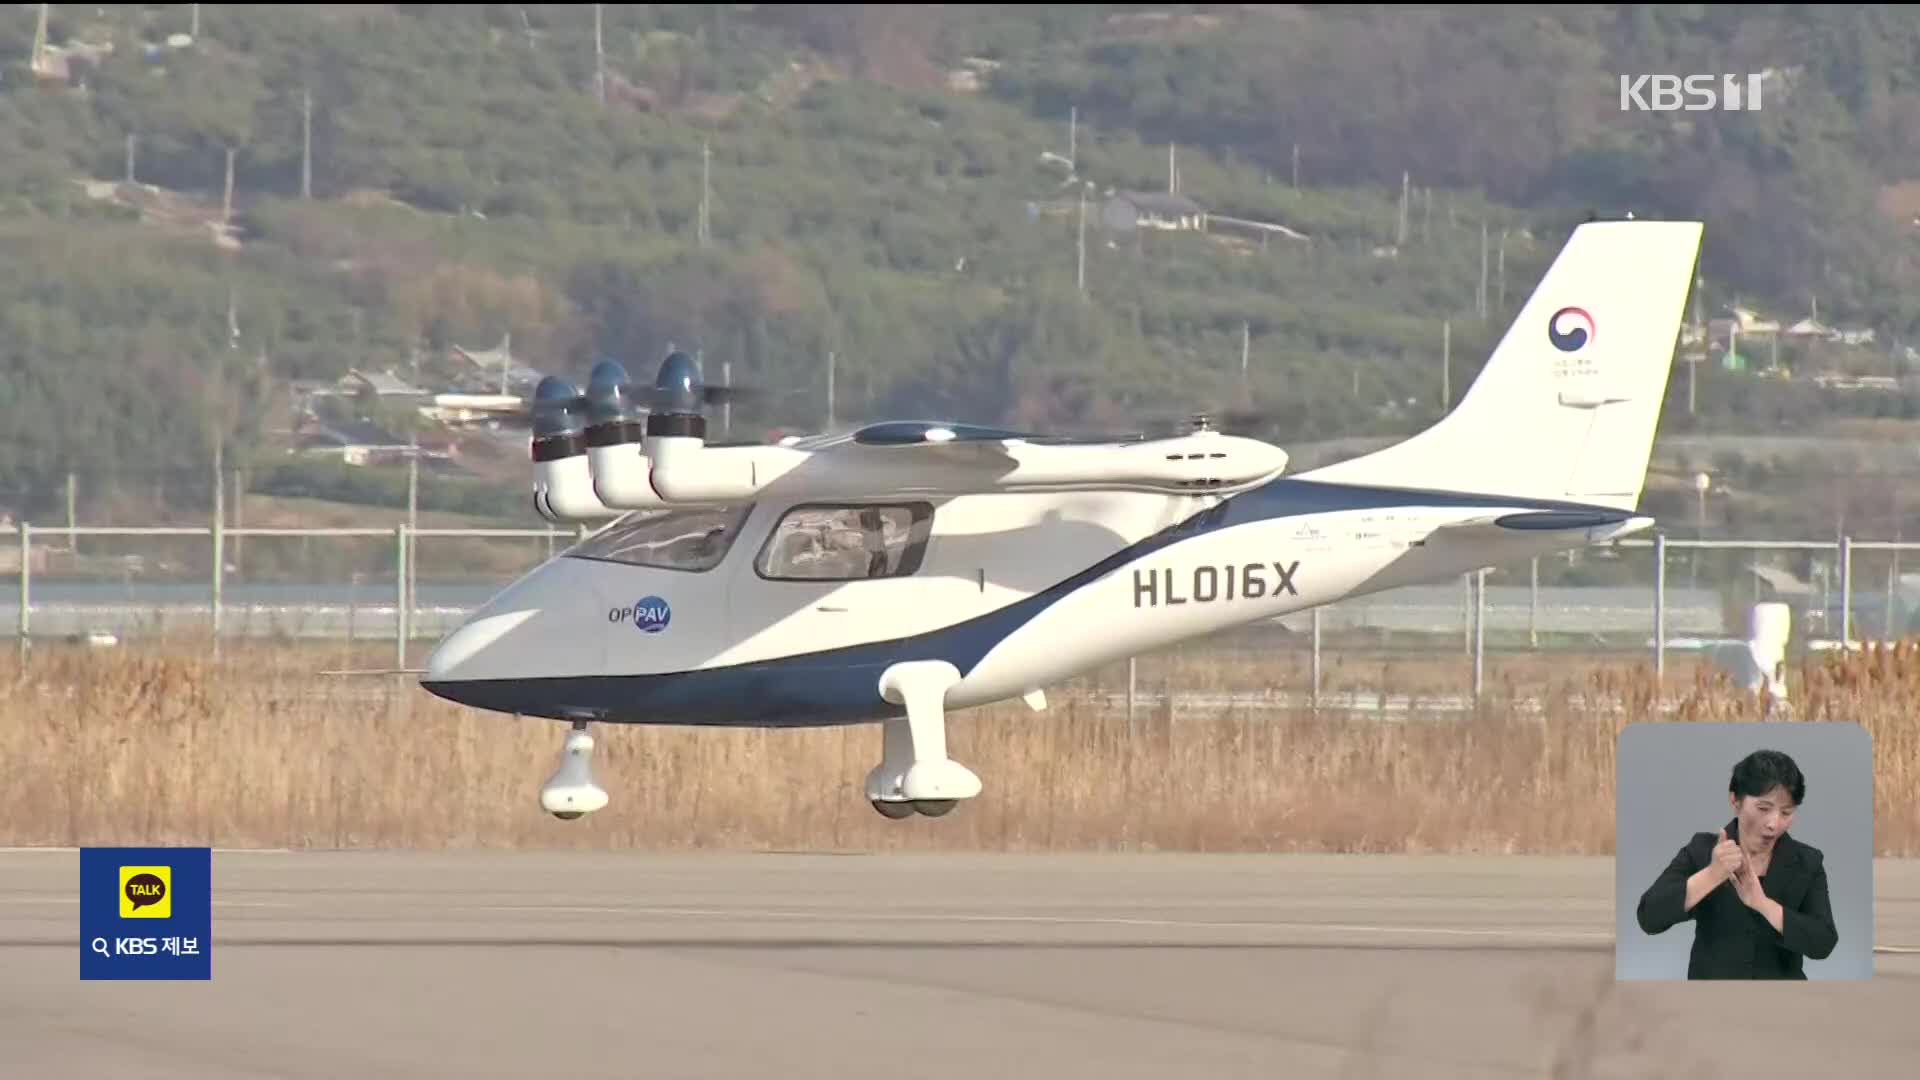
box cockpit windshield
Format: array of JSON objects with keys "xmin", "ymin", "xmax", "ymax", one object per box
[{"xmin": 564, "ymin": 505, "xmax": 753, "ymax": 572}]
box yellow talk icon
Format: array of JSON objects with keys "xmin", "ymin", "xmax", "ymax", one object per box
[{"xmin": 119, "ymin": 865, "xmax": 171, "ymax": 919}]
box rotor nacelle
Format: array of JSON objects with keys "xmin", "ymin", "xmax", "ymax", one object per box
[
  {"xmin": 583, "ymin": 357, "xmax": 667, "ymax": 511},
  {"xmin": 530, "ymin": 375, "xmax": 621, "ymax": 523}
]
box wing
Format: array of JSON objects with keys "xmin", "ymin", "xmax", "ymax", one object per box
[{"xmin": 850, "ymin": 420, "xmax": 1149, "ymax": 448}]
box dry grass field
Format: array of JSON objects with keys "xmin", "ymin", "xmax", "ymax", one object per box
[{"xmin": 2, "ymin": 638, "xmax": 1915, "ymax": 854}]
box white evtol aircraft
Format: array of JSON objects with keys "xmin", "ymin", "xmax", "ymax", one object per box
[{"xmin": 419, "ymin": 218, "xmax": 1703, "ymax": 821}]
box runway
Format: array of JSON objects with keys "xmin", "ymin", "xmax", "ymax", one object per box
[{"xmin": 3, "ymin": 851, "xmax": 1919, "ymax": 1079}]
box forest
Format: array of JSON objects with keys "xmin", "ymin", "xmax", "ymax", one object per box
[{"xmin": 3, "ymin": 4, "xmax": 1920, "ymax": 525}]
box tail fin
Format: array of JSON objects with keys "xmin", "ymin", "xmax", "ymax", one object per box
[{"xmin": 1298, "ymin": 218, "xmax": 1703, "ymax": 511}]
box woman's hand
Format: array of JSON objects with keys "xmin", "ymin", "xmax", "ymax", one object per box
[
  {"xmin": 1711, "ymin": 828, "xmax": 1745, "ymax": 883},
  {"xmin": 1731, "ymin": 850, "xmax": 1785, "ymax": 932}
]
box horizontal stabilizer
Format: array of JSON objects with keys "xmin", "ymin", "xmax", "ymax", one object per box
[{"xmin": 1427, "ymin": 510, "xmax": 1653, "ymax": 546}]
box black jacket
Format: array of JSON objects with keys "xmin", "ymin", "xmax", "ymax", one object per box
[{"xmin": 1635, "ymin": 818, "xmax": 1839, "ymax": 979}]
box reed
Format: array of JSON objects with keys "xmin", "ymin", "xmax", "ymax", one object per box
[{"xmin": 1, "ymin": 641, "xmax": 1912, "ymax": 854}]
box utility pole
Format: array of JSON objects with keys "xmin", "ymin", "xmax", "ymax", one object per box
[
  {"xmin": 1240, "ymin": 321, "xmax": 1251, "ymax": 403},
  {"xmin": 826, "ymin": 351, "xmax": 836, "ymax": 431},
  {"xmin": 1688, "ymin": 274, "xmax": 1703, "ymax": 415},
  {"xmin": 1291, "ymin": 142, "xmax": 1299, "ymax": 189},
  {"xmin": 1477, "ymin": 222, "xmax": 1489, "ymax": 318},
  {"xmin": 192, "ymin": 3, "xmax": 200, "ymax": 38},
  {"xmin": 1068, "ymin": 105, "xmax": 1076, "ymax": 167},
  {"xmin": 1076, "ymin": 184, "xmax": 1086, "ymax": 294},
  {"xmin": 1396, "ymin": 171, "xmax": 1408, "ymax": 247},
  {"xmin": 1496, "ymin": 229, "xmax": 1507, "ymax": 312},
  {"xmin": 593, "ymin": 3, "xmax": 605, "ymax": 106},
  {"xmin": 699, "ymin": 139, "xmax": 711, "ymax": 247},
  {"xmin": 1168, "ymin": 142, "xmax": 1178, "ymax": 194},
  {"xmin": 1442, "ymin": 319, "xmax": 1452, "ymax": 411},
  {"xmin": 301, "ymin": 88, "xmax": 313, "ymax": 199},
  {"xmin": 31, "ymin": 4, "xmax": 48, "ymax": 76},
  {"xmin": 722, "ymin": 359, "xmax": 732, "ymax": 437},
  {"xmin": 222, "ymin": 145, "xmax": 236, "ymax": 223},
  {"xmin": 125, "ymin": 134, "xmax": 137, "ymax": 184}
]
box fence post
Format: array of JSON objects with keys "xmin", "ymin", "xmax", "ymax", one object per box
[
  {"xmin": 1311, "ymin": 605, "xmax": 1322, "ymax": 710},
  {"xmin": 395, "ymin": 524, "xmax": 409, "ymax": 669},
  {"xmin": 211, "ymin": 514, "xmax": 224, "ymax": 655},
  {"xmin": 1839, "ymin": 535, "xmax": 1852, "ymax": 648},
  {"xmin": 1529, "ymin": 556, "xmax": 1538, "ymax": 649},
  {"xmin": 1653, "ymin": 533, "xmax": 1666, "ymax": 682},
  {"xmin": 1887, "ymin": 544, "xmax": 1900, "ymax": 642},
  {"xmin": 16, "ymin": 523, "xmax": 27, "ymax": 661},
  {"xmin": 1473, "ymin": 567, "xmax": 1485, "ymax": 700},
  {"xmin": 1462, "ymin": 572, "xmax": 1471, "ymax": 654}
]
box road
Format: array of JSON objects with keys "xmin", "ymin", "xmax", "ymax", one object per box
[{"xmin": 3, "ymin": 851, "xmax": 1918, "ymax": 1079}]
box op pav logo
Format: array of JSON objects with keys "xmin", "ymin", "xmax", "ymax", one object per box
[
  {"xmin": 607, "ymin": 595, "xmax": 672, "ymax": 633},
  {"xmin": 119, "ymin": 865, "xmax": 171, "ymax": 919}
]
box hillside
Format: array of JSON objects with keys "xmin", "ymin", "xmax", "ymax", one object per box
[{"xmin": 3, "ymin": 4, "xmax": 1920, "ymax": 543}]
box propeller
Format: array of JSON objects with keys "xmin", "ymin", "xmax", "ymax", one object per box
[
  {"xmin": 1133, "ymin": 408, "xmax": 1272, "ymax": 439},
  {"xmin": 451, "ymin": 348, "xmax": 770, "ymax": 432}
]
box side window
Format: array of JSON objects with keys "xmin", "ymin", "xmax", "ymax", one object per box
[
  {"xmin": 564, "ymin": 505, "xmax": 753, "ymax": 573},
  {"xmin": 755, "ymin": 503, "xmax": 933, "ymax": 581}
]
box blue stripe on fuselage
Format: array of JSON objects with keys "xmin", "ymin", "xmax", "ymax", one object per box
[{"xmin": 420, "ymin": 478, "xmax": 1633, "ymax": 725}]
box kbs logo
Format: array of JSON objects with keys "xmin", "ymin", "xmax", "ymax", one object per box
[
  {"xmin": 608, "ymin": 595, "xmax": 672, "ymax": 633},
  {"xmin": 1619, "ymin": 74, "xmax": 1764, "ymax": 112}
]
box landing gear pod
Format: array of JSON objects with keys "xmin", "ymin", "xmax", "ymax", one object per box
[
  {"xmin": 583, "ymin": 358, "xmax": 665, "ymax": 510},
  {"xmin": 540, "ymin": 720, "xmax": 609, "ymax": 820},
  {"xmin": 530, "ymin": 376, "xmax": 617, "ymax": 523}
]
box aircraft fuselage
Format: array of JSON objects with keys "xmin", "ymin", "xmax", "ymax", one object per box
[{"xmin": 420, "ymin": 475, "xmax": 1644, "ymax": 726}]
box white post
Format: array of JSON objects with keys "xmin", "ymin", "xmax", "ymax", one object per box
[
  {"xmin": 1125, "ymin": 656, "xmax": 1136, "ymax": 736},
  {"xmin": 396, "ymin": 524, "xmax": 409, "ymax": 668},
  {"xmin": 1310, "ymin": 606, "xmax": 1322, "ymax": 710},
  {"xmin": 1076, "ymin": 185, "xmax": 1086, "ymax": 294},
  {"xmin": 1473, "ymin": 568, "xmax": 1486, "ymax": 699},
  {"xmin": 1840, "ymin": 535, "xmax": 1853, "ymax": 648},
  {"xmin": 1240, "ymin": 320, "xmax": 1250, "ymax": 401},
  {"xmin": 302, "ymin": 88, "xmax": 313, "ymax": 199},
  {"xmin": 1529, "ymin": 556, "xmax": 1539, "ymax": 649},
  {"xmin": 1654, "ymin": 533, "xmax": 1667, "ymax": 682},
  {"xmin": 16, "ymin": 523, "xmax": 27, "ymax": 660},
  {"xmin": 211, "ymin": 489, "xmax": 224, "ymax": 653}
]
